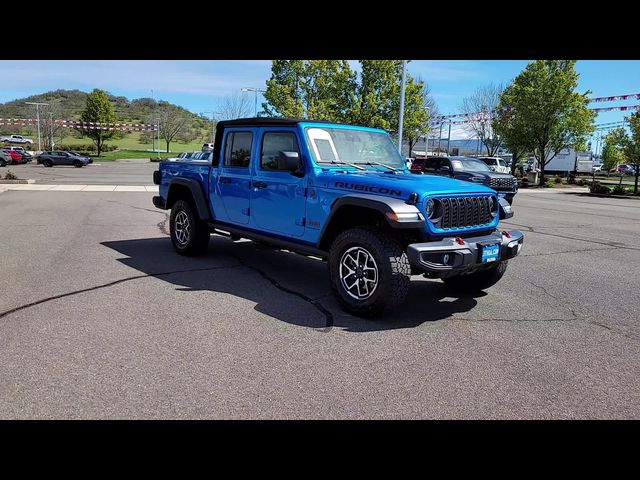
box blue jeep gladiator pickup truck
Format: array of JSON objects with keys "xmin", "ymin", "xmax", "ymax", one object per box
[{"xmin": 152, "ymin": 118, "xmax": 524, "ymax": 316}]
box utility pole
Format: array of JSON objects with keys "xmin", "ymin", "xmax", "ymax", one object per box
[
  {"xmin": 397, "ymin": 60, "xmax": 407, "ymax": 155},
  {"xmin": 151, "ymin": 89, "xmax": 155, "ymax": 153},
  {"xmin": 25, "ymin": 102, "xmax": 49, "ymax": 151},
  {"xmin": 48, "ymin": 112, "xmax": 53, "ymax": 150},
  {"xmin": 241, "ymin": 87, "xmax": 266, "ymax": 117},
  {"xmin": 202, "ymin": 111, "xmax": 222, "ymax": 142},
  {"xmin": 446, "ymin": 121, "xmax": 452, "ymax": 155}
]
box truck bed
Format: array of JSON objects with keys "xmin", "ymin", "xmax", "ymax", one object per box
[{"xmin": 158, "ymin": 160, "xmax": 211, "ymax": 199}]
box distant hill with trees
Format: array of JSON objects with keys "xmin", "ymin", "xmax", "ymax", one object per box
[{"xmin": 0, "ymin": 89, "xmax": 212, "ymax": 152}]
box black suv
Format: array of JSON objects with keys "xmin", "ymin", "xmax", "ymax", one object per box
[{"xmin": 411, "ymin": 156, "xmax": 518, "ymax": 204}]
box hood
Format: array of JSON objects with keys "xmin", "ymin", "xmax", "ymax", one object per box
[{"xmin": 316, "ymin": 169, "xmax": 495, "ymax": 201}]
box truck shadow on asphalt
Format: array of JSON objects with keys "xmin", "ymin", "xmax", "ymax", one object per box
[{"xmin": 102, "ymin": 236, "xmax": 484, "ymax": 332}]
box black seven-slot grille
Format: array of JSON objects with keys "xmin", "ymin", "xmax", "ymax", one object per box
[
  {"xmin": 489, "ymin": 177, "xmax": 516, "ymax": 190},
  {"xmin": 438, "ymin": 196, "xmax": 493, "ymax": 229}
]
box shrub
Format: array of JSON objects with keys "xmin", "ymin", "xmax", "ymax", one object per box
[
  {"xmin": 590, "ymin": 181, "xmax": 611, "ymax": 194},
  {"xmin": 612, "ymin": 185, "xmax": 628, "ymax": 195},
  {"xmin": 543, "ymin": 182, "xmax": 554, "ymax": 188},
  {"xmin": 576, "ymin": 178, "xmax": 585, "ymax": 186},
  {"xmin": 554, "ymin": 176, "xmax": 563, "ymax": 184},
  {"xmin": 3, "ymin": 170, "xmax": 18, "ymax": 180},
  {"xmin": 55, "ymin": 143, "xmax": 118, "ymax": 153}
]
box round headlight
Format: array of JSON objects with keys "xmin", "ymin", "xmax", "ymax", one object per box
[
  {"xmin": 426, "ymin": 198, "xmax": 435, "ymax": 217},
  {"xmin": 490, "ymin": 196, "xmax": 498, "ymax": 217},
  {"xmin": 426, "ymin": 198, "xmax": 442, "ymax": 222}
]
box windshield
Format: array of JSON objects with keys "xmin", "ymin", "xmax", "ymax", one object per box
[
  {"xmin": 305, "ymin": 126, "xmax": 405, "ymax": 168},
  {"xmin": 451, "ymin": 157, "xmax": 492, "ymax": 172}
]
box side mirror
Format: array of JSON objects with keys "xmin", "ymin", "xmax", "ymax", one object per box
[
  {"xmin": 278, "ymin": 151, "xmax": 303, "ymax": 176},
  {"xmin": 439, "ymin": 165, "xmax": 451, "ymax": 173}
]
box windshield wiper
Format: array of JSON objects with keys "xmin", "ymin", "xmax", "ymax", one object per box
[
  {"xmin": 327, "ymin": 158, "xmax": 365, "ymax": 171},
  {"xmin": 365, "ymin": 161, "xmax": 400, "ymax": 173}
]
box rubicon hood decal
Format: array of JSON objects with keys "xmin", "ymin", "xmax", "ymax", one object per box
[{"xmin": 334, "ymin": 181, "xmax": 403, "ymax": 197}]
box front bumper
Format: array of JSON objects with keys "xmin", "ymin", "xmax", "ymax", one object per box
[{"xmin": 406, "ymin": 230, "xmax": 524, "ymax": 274}]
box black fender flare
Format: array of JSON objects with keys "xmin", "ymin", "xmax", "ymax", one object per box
[
  {"xmin": 317, "ymin": 193, "xmax": 425, "ymax": 249},
  {"xmin": 166, "ymin": 178, "xmax": 212, "ymax": 221}
]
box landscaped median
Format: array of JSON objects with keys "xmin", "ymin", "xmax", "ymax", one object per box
[{"xmin": 0, "ymin": 170, "xmax": 35, "ymax": 184}]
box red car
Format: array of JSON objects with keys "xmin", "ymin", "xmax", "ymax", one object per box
[
  {"xmin": 610, "ymin": 164, "xmax": 633, "ymax": 175},
  {"xmin": 1, "ymin": 148, "xmax": 24, "ymax": 164}
]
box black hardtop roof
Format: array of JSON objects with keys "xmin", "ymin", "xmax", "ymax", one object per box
[{"xmin": 215, "ymin": 117, "xmax": 348, "ymax": 129}]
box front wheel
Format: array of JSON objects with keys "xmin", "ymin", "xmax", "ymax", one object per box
[
  {"xmin": 442, "ymin": 260, "xmax": 509, "ymax": 293},
  {"xmin": 43, "ymin": 160, "xmax": 53, "ymax": 167},
  {"xmin": 169, "ymin": 199, "xmax": 210, "ymax": 256},
  {"xmin": 329, "ymin": 226, "xmax": 411, "ymax": 317},
  {"xmin": 0, "ymin": 159, "xmax": 6, "ymax": 167},
  {"xmin": 74, "ymin": 160, "xmax": 83, "ymax": 168}
]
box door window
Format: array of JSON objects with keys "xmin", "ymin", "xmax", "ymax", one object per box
[
  {"xmin": 224, "ymin": 132, "xmax": 253, "ymax": 168},
  {"xmin": 260, "ymin": 132, "xmax": 299, "ymax": 171}
]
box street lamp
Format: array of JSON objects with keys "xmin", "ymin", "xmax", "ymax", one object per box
[
  {"xmin": 25, "ymin": 101, "xmax": 49, "ymax": 151},
  {"xmin": 201, "ymin": 111, "xmax": 222, "ymax": 142},
  {"xmin": 241, "ymin": 87, "xmax": 266, "ymax": 117}
]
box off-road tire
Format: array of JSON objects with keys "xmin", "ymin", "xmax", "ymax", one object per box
[
  {"xmin": 329, "ymin": 226, "xmax": 411, "ymax": 317},
  {"xmin": 169, "ymin": 199, "xmax": 210, "ymax": 256},
  {"xmin": 442, "ymin": 260, "xmax": 508, "ymax": 292}
]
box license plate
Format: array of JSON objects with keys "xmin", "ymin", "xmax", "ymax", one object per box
[{"xmin": 481, "ymin": 243, "xmax": 500, "ymax": 263}]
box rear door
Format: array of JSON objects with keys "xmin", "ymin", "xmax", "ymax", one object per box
[
  {"xmin": 216, "ymin": 129, "xmax": 256, "ymax": 225},
  {"xmin": 250, "ymin": 128, "xmax": 306, "ymax": 237}
]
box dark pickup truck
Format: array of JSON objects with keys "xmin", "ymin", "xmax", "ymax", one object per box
[
  {"xmin": 410, "ymin": 155, "xmax": 518, "ymax": 204},
  {"xmin": 152, "ymin": 118, "xmax": 524, "ymax": 317}
]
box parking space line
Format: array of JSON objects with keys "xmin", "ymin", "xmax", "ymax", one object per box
[{"xmin": 114, "ymin": 185, "xmax": 147, "ymax": 192}]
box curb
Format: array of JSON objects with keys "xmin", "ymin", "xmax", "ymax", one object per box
[
  {"xmin": 0, "ymin": 179, "xmax": 35, "ymax": 184},
  {"xmin": 584, "ymin": 192, "xmax": 640, "ymax": 200}
]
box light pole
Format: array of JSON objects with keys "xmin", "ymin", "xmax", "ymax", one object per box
[
  {"xmin": 397, "ymin": 60, "xmax": 407, "ymax": 155},
  {"xmin": 25, "ymin": 102, "xmax": 49, "ymax": 151},
  {"xmin": 241, "ymin": 87, "xmax": 266, "ymax": 117},
  {"xmin": 48, "ymin": 112, "xmax": 54, "ymax": 150},
  {"xmin": 202, "ymin": 111, "xmax": 222, "ymax": 142},
  {"xmin": 151, "ymin": 90, "xmax": 156, "ymax": 152}
]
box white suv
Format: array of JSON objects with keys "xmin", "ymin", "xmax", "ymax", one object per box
[{"xmin": 478, "ymin": 156, "xmax": 510, "ymax": 174}]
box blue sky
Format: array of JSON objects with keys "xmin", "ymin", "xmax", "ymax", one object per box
[{"xmin": 0, "ymin": 60, "xmax": 638, "ymax": 140}]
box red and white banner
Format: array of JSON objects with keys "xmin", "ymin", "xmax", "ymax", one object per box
[
  {"xmin": 589, "ymin": 93, "xmax": 640, "ymax": 103},
  {"xmin": 0, "ymin": 118, "xmax": 157, "ymax": 131}
]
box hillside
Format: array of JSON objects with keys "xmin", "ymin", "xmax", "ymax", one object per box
[{"xmin": 0, "ymin": 89, "xmax": 212, "ymax": 152}]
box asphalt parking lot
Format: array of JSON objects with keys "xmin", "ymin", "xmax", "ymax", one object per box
[
  {"xmin": 2, "ymin": 158, "xmax": 156, "ymax": 185},
  {"xmin": 0, "ymin": 183, "xmax": 638, "ymax": 418}
]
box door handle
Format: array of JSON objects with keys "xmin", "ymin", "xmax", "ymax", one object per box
[
  {"xmin": 252, "ymin": 181, "xmax": 268, "ymax": 189},
  {"xmin": 219, "ymin": 176, "xmax": 232, "ymax": 184}
]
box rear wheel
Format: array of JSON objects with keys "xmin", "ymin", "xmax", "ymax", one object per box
[
  {"xmin": 0, "ymin": 159, "xmax": 6, "ymax": 167},
  {"xmin": 329, "ymin": 226, "xmax": 411, "ymax": 317},
  {"xmin": 169, "ymin": 199, "xmax": 210, "ymax": 256},
  {"xmin": 442, "ymin": 260, "xmax": 509, "ymax": 293}
]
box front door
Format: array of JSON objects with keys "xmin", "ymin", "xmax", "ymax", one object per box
[
  {"xmin": 250, "ymin": 128, "xmax": 306, "ymax": 237},
  {"xmin": 217, "ymin": 129, "xmax": 254, "ymax": 225}
]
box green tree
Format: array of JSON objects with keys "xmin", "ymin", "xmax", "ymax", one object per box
[
  {"xmin": 608, "ymin": 112, "xmax": 640, "ymax": 192},
  {"xmin": 601, "ymin": 129, "xmax": 625, "ymax": 172},
  {"xmin": 80, "ymin": 88, "xmax": 117, "ymax": 156},
  {"xmin": 493, "ymin": 100, "xmax": 529, "ymax": 176},
  {"xmin": 351, "ymin": 61, "xmax": 431, "ymax": 153},
  {"xmin": 499, "ymin": 60, "xmax": 595, "ymax": 184},
  {"xmin": 402, "ymin": 79, "xmax": 434, "ymax": 157},
  {"xmin": 262, "ymin": 60, "xmax": 356, "ymax": 122}
]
